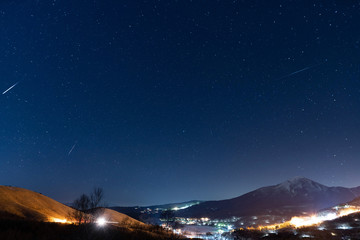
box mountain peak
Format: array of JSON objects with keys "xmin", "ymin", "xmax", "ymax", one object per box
[
  {"xmin": 288, "ymin": 176, "xmax": 313, "ymax": 183},
  {"xmin": 276, "ymin": 177, "xmax": 327, "ymax": 193}
]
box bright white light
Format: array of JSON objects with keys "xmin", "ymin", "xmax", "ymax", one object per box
[
  {"xmin": 52, "ymin": 218, "xmax": 67, "ymax": 223},
  {"xmin": 96, "ymin": 217, "xmax": 106, "ymax": 226},
  {"xmin": 337, "ymin": 224, "xmax": 352, "ymax": 230}
]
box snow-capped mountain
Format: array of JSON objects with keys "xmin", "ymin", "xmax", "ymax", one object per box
[
  {"xmin": 274, "ymin": 176, "xmax": 328, "ymax": 193},
  {"xmin": 178, "ymin": 177, "xmax": 360, "ymax": 219}
]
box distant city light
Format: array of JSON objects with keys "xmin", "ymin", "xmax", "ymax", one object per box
[
  {"xmin": 337, "ymin": 223, "xmax": 352, "ymax": 230},
  {"xmin": 171, "ymin": 204, "xmax": 196, "ymax": 211},
  {"xmin": 257, "ymin": 205, "xmax": 360, "ymax": 230}
]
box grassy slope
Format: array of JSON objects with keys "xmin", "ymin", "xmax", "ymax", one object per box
[{"xmin": 0, "ymin": 186, "xmax": 76, "ymax": 221}]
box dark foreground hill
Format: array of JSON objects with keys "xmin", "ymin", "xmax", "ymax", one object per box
[
  {"xmin": 0, "ymin": 185, "xmax": 143, "ymax": 227},
  {"xmin": 0, "ymin": 185, "xmax": 189, "ymax": 240},
  {"xmin": 0, "ymin": 219, "xmax": 187, "ymax": 240},
  {"xmin": 178, "ymin": 177, "xmax": 360, "ymax": 219}
]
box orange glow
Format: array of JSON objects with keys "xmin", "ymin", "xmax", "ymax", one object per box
[
  {"xmin": 338, "ymin": 207, "xmax": 359, "ymax": 217},
  {"xmin": 51, "ymin": 218, "xmax": 69, "ymax": 223},
  {"xmin": 256, "ymin": 205, "xmax": 360, "ymax": 230},
  {"xmin": 289, "ymin": 215, "xmax": 327, "ymax": 228}
]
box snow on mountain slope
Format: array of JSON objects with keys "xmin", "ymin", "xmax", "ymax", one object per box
[{"xmin": 275, "ymin": 177, "xmax": 328, "ymax": 193}]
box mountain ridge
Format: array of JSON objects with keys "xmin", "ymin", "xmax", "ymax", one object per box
[{"xmin": 177, "ymin": 177, "xmax": 360, "ymax": 219}]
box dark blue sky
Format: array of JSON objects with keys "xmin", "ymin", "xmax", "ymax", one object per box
[{"xmin": 1, "ymin": 0, "xmax": 360, "ymax": 206}]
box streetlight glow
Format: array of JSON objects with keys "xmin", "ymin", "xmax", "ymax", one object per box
[{"xmin": 96, "ymin": 217, "xmax": 106, "ymax": 226}]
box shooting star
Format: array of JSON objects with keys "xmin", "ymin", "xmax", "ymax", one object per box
[
  {"xmin": 278, "ymin": 64, "xmax": 322, "ymax": 80},
  {"xmin": 2, "ymin": 82, "xmax": 19, "ymax": 95},
  {"xmin": 68, "ymin": 143, "xmax": 77, "ymax": 156}
]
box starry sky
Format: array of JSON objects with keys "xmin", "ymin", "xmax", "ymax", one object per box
[{"xmin": 1, "ymin": 0, "xmax": 360, "ymax": 206}]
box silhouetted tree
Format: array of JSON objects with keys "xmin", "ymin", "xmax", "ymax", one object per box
[
  {"xmin": 71, "ymin": 194, "xmax": 91, "ymax": 224},
  {"xmin": 69, "ymin": 187, "xmax": 105, "ymax": 224},
  {"xmin": 90, "ymin": 187, "xmax": 104, "ymax": 208},
  {"xmin": 89, "ymin": 187, "xmax": 105, "ymax": 220}
]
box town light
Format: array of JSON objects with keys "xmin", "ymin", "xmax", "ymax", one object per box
[{"xmin": 257, "ymin": 205, "xmax": 360, "ymax": 230}]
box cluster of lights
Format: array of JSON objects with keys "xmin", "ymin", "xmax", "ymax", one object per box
[
  {"xmin": 257, "ymin": 205, "xmax": 360, "ymax": 230},
  {"xmin": 290, "ymin": 206, "xmax": 360, "ymax": 228}
]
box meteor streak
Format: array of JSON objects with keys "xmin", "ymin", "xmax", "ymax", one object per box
[
  {"xmin": 278, "ymin": 63, "xmax": 322, "ymax": 80},
  {"xmin": 2, "ymin": 82, "xmax": 19, "ymax": 95},
  {"xmin": 279, "ymin": 67, "xmax": 311, "ymax": 79},
  {"xmin": 68, "ymin": 143, "xmax": 77, "ymax": 156}
]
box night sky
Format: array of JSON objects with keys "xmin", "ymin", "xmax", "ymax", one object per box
[{"xmin": 1, "ymin": 0, "xmax": 360, "ymax": 206}]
